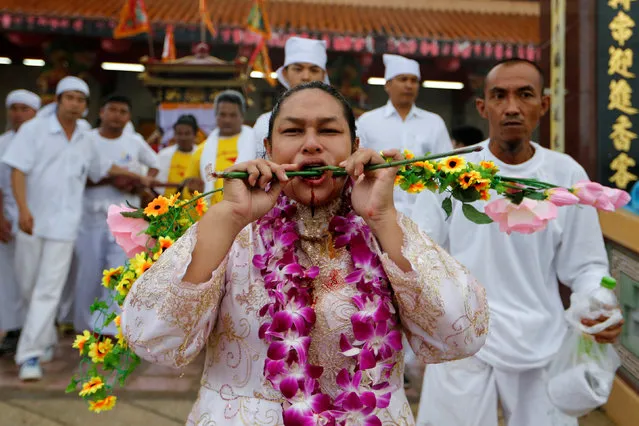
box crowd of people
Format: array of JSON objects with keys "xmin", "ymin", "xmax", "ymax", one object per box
[{"xmin": 0, "ymin": 35, "xmax": 624, "ymax": 426}]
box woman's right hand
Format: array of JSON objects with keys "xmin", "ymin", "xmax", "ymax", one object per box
[{"xmin": 218, "ymin": 159, "xmax": 295, "ymax": 228}]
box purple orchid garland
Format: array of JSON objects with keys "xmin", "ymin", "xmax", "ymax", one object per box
[{"xmin": 253, "ymin": 193, "xmax": 403, "ymax": 426}]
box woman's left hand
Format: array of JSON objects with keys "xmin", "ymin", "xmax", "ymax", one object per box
[{"xmin": 341, "ymin": 148, "xmax": 402, "ymax": 228}]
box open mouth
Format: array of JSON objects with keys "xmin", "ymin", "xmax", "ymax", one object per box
[{"xmin": 299, "ymin": 161, "xmax": 327, "ymax": 183}]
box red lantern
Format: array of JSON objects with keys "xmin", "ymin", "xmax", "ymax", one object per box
[
  {"xmin": 101, "ymin": 38, "xmax": 132, "ymax": 53},
  {"xmin": 360, "ymin": 52, "xmax": 373, "ymax": 69},
  {"xmin": 6, "ymin": 32, "xmax": 49, "ymax": 47}
]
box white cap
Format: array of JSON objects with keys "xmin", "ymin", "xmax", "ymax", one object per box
[
  {"xmin": 55, "ymin": 76, "xmax": 90, "ymax": 97},
  {"xmin": 276, "ymin": 36, "xmax": 330, "ymax": 89},
  {"xmin": 383, "ymin": 54, "xmax": 421, "ymax": 81},
  {"xmin": 6, "ymin": 89, "xmax": 41, "ymax": 111}
]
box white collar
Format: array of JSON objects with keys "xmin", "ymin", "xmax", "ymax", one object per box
[{"xmin": 383, "ymin": 100, "xmax": 421, "ymax": 120}]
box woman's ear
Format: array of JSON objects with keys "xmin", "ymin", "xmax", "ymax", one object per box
[
  {"xmin": 352, "ymin": 137, "xmax": 360, "ymax": 153},
  {"xmin": 264, "ymin": 138, "xmax": 272, "ymax": 159}
]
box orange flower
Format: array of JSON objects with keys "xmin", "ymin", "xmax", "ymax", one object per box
[
  {"xmin": 193, "ymin": 191, "xmax": 209, "ymax": 216},
  {"xmin": 474, "ymin": 178, "xmax": 491, "ymax": 191},
  {"xmin": 407, "ymin": 182, "xmax": 426, "ymax": 193},
  {"xmin": 394, "ymin": 175, "xmax": 405, "ymax": 186},
  {"xmin": 480, "ymin": 190, "xmax": 491, "ymax": 201},
  {"xmin": 72, "ymin": 330, "xmax": 92, "ymax": 354},
  {"xmin": 458, "ymin": 171, "xmax": 482, "ymax": 189},
  {"xmin": 89, "ymin": 396, "xmax": 117, "ymax": 413},
  {"xmin": 439, "ymin": 156, "xmax": 466, "ymax": 173},
  {"xmin": 413, "ymin": 161, "xmax": 436, "ymax": 173},
  {"xmin": 153, "ymin": 236, "xmax": 175, "ymax": 260},
  {"xmin": 88, "ymin": 338, "xmax": 114, "ymax": 363},
  {"xmin": 144, "ymin": 196, "xmax": 170, "ymax": 217},
  {"xmin": 403, "ymin": 149, "xmax": 415, "ymax": 160},
  {"xmin": 79, "ymin": 376, "xmax": 105, "ymax": 397},
  {"xmin": 130, "ymin": 252, "xmax": 153, "ymax": 277}
]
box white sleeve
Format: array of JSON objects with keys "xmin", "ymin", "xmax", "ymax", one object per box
[
  {"xmin": 555, "ymin": 166, "xmax": 609, "ymax": 295},
  {"xmin": 136, "ymin": 136, "xmax": 160, "ymax": 170},
  {"xmin": 87, "ymin": 136, "xmax": 113, "ymax": 183},
  {"xmin": 1, "ymin": 122, "xmax": 37, "ymax": 174}
]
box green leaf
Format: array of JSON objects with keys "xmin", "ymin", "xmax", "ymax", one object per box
[
  {"xmin": 90, "ymin": 300, "xmax": 109, "ymax": 314},
  {"xmin": 525, "ymin": 191, "xmax": 547, "ymax": 201},
  {"xmin": 103, "ymin": 313, "xmax": 118, "ymax": 328},
  {"xmin": 441, "ymin": 197, "xmax": 453, "ymax": 218},
  {"xmin": 461, "ymin": 203, "xmax": 493, "ymax": 224},
  {"xmin": 121, "ymin": 210, "xmax": 146, "ymax": 219},
  {"xmin": 65, "ymin": 378, "xmax": 78, "ymax": 393}
]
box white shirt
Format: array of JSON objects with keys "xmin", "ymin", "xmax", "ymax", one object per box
[
  {"xmin": 357, "ymin": 101, "xmax": 453, "ymax": 217},
  {"xmin": 83, "ymin": 130, "xmax": 159, "ymax": 220},
  {"xmin": 0, "ymin": 130, "xmax": 17, "ymax": 231},
  {"xmin": 1, "ymin": 114, "xmax": 111, "ymax": 241},
  {"xmin": 252, "ymin": 111, "xmax": 272, "ymax": 159},
  {"xmin": 201, "ymin": 125, "xmax": 256, "ymax": 193},
  {"xmin": 412, "ymin": 140, "xmax": 609, "ymax": 371}
]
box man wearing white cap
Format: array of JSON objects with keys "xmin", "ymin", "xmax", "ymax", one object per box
[
  {"xmin": 0, "ymin": 89, "xmax": 40, "ymax": 357},
  {"xmin": 1, "ymin": 76, "xmax": 159, "ymax": 381},
  {"xmin": 357, "ymin": 53, "xmax": 453, "ymax": 215},
  {"xmin": 250, "ymin": 36, "xmax": 330, "ymax": 159}
]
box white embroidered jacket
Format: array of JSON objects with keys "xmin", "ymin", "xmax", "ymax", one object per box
[{"xmin": 122, "ymin": 207, "xmax": 489, "ymax": 425}]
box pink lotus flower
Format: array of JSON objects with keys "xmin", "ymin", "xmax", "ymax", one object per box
[
  {"xmin": 106, "ymin": 204, "xmax": 154, "ymax": 257},
  {"xmin": 484, "ymin": 198, "xmax": 558, "ymax": 235},
  {"xmin": 603, "ymin": 186, "xmax": 631, "ymax": 210},
  {"xmin": 545, "ymin": 187, "xmax": 579, "ymax": 206},
  {"xmin": 572, "ymin": 181, "xmax": 605, "ymax": 206}
]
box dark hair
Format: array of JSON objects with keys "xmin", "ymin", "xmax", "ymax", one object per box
[
  {"xmin": 173, "ymin": 114, "xmax": 198, "ymax": 133},
  {"xmin": 214, "ymin": 90, "xmax": 246, "ymax": 115},
  {"xmin": 267, "ymin": 81, "xmax": 357, "ymax": 145},
  {"xmin": 482, "ymin": 58, "xmax": 545, "ymax": 96},
  {"xmin": 100, "ymin": 94, "xmax": 132, "ymax": 110},
  {"xmin": 451, "ymin": 125, "xmax": 485, "ymax": 147}
]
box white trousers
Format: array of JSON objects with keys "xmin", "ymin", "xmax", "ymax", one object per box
[
  {"xmin": 72, "ymin": 222, "xmax": 126, "ymax": 335},
  {"xmin": 0, "ymin": 239, "xmax": 23, "ymax": 331},
  {"xmin": 14, "ymin": 232, "xmax": 74, "ymax": 364},
  {"xmin": 416, "ymin": 357, "xmax": 578, "ymax": 426}
]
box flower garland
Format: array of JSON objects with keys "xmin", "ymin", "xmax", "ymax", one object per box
[
  {"xmin": 254, "ymin": 189, "xmax": 401, "ymax": 425},
  {"xmin": 67, "ymin": 191, "xmax": 212, "ymax": 412}
]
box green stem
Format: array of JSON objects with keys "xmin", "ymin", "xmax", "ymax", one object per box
[
  {"xmin": 499, "ymin": 176, "xmax": 559, "ymax": 189},
  {"xmin": 210, "ymin": 146, "xmax": 483, "ymax": 180}
]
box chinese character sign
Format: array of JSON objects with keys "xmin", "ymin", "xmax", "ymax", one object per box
[{"xmin": 598, "ymin": 0, "xmax": 639, "ymax": 214}]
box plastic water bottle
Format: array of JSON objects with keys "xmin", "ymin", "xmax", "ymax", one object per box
[{"xmin": 589, "ymin": 277, "xmax": 618, "ymax": 314}]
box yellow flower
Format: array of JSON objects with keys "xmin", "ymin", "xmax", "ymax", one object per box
[
  {"xmin": 115, "ymin": 277, "xmax": 133, "ymax": 297},
  {"xmin": 480, "ymin": 160, "xmax": 498, "ymax": 173},
  {"xmin": 403, "ymin": 149, "xmax": 415, "ymax": 160},
  {"xmin": 394, "ymin": 175, "xmax": 405, "ymax": 186},
  {"xmin": 101, "ymin": 267, "xmax": 123, "ymax": 289},
  {"xmin": 480, "ymin": 190, "xmax": 491, "ymax": 201},
  {"xmin": 130, "ymin": 252, "xmax": 153, "ymax": 277},
  {"xmin": 474, "ymin": 178, "xmax": 491, "ymax": 192},
  {"xmin": 439, "ymin": 156, "xmax": 466, "ymax": 173},
  {"xmin": 144, "ymin": 196, "xmax": 170, "ymax": 217},
  {"xmin": 158, "ymin": 236, "xmax": 174, "ymax": 250},
  {"xmin": 88, "ymin": 338, "xmax": 114, "ymax": 364},
  {"xmin": 89, "ymin": 396, "xmax": 117, "ymax": 413},
  {"xmin": 167, "ymin": 192, "xmax": 181, "ymax": 206},
  {"xmin": 114, "ymin": 315, "xmax": 121, "ymax": 328},
  {"xmin": 407, "ymin": 182, "xmax": 426, "ymax": 193},
  {"xmin": 72, "ymin": 330, "xmax": 92, "ymax": 354},
  {"xmin": 79, "ymin": 376, "xmax": 105, "ymax": 397},
  {"xmin": 458, "ymin": 171, "xmax": 482, "ymax": 190},
  {"xmin": 413, "ymin": 161, "xmax": 436, "ymax": 173}
]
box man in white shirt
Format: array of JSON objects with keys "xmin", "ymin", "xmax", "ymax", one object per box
[
  {"xmin": 0, "ymin": 90, "xmax": 40, "ymax": 357},
  {"xmin": 155, "ymin": 114, "xmax": 199, "ymax": 197},
  {"xmin": 251, "ymin": 36, "xmax": 330, "ymax": 159},
  {"xmin": 357, "ymin": 54, "xmax": 453, "ymax": 218},
  {"xmin": 72, "ymin": 94, "xmax": 159, "ymax": 335},
  {"xmin": 1, "ymin": 76, "xmax": 158, "ymax": 381},
  {"xmin": 415, "ymin": 59, "xmax": 623, "ymax": 426}
]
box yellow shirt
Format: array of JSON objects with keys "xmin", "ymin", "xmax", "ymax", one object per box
[
  {"xmin": 185, "ymin": 134, "xmax": 240, "ymax": 203},
  {"xmin": 163, "ymin": 149, "xmax": 195, "ymax": 197}
]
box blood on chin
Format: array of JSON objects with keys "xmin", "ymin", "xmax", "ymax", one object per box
[{"xmin": 285, "ymin": 176, "xmax": 344, "ymax": 206}]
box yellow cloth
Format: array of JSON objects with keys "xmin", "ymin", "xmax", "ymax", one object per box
[
  {"xmin": 185, "ymin": 134, "xmax": 240, "ymax": 204},
  {"xmin": 163, "ymin": 149, "xmax": 195, "ymax": 197}
]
